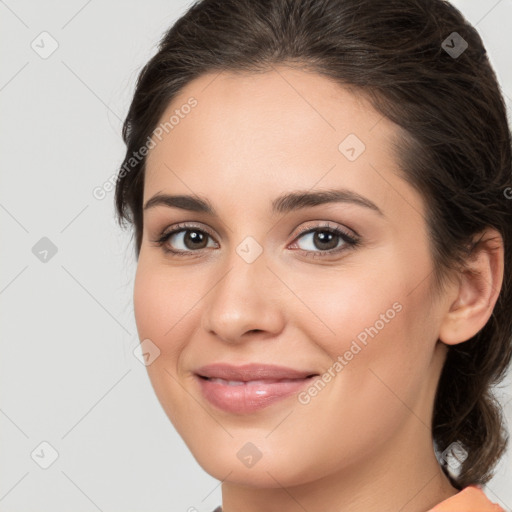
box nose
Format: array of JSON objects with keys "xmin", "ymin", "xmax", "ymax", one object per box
[{"xmin": 201, "ymin": 248, "xmax": 285, "ymax": 345}]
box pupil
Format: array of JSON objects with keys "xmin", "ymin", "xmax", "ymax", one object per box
[
  {"xmin": 315, "ymin": 231, "xmax": 337, "ymax": 250},
  {"xmin": 186, "ymin": 230, "xmax": 206, "ymax": 249}
]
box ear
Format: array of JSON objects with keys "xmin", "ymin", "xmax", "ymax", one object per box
[{"xmin": 438, "ymin": 228, "xmax": 504, "ymax": 346}]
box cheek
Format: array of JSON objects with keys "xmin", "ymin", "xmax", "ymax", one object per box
[
  {"xmin": 132, "ymin": 262, "xmax": 190, "ymax": 376},
  {"xmin": 133, "ymin": 264, "xmax": 165, "ymax": 341},
  {"xmin": 306, "ymin": 239, "xmax": 435, "ymax": 360},
  {"xmin": 286, "ymin": 260, "xmax": 408, "ymax": 355},
  {"xmin": 133, "ymin": 261, "xmax": 199, "ymax": 344},
  {"xmin": 133, "ymin": 263, "xmax": 197, "ymax": 422},
  {"xmin": 293, "ymin": 256, "xmax": 436, "ymax": 417},
  {"xmin": 286, "ymin": 302, "xmax": 434, "ymax": 477}
]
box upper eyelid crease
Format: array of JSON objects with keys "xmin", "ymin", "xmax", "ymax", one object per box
[{"xmin": 143, "ymin": 189, "xmax": 384, "ymax": 217}]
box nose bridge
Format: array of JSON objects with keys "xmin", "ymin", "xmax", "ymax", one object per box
[
  {"xmin": 216, "ymin": 230, "xmax": 269, "ymax": 298},
  {"xmin": 201, "ymin": 238, "xmax": 283, "ymax": 342}
]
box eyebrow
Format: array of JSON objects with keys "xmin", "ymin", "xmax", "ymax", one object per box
[{"xmin": 143, "ymin": 188, "xmax": 384, "ymax": 216}]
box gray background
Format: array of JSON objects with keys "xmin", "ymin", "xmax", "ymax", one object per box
[{"xmin": 1, "ymin": 1, "xmax": 511, "ymax": 510}]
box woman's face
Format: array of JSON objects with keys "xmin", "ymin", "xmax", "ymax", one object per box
[{"xmin": 134, "ymin": 66, "xmax": 451, "ymax": 487}]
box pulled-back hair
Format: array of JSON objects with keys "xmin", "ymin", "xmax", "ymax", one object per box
[{"xmin": 115, "ymin": 0, "xmax": 512, "ymax": 488}]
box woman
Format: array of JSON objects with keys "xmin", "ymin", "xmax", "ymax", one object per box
[{"xmin": 115, "ymin": 0, "xmax": 512, "ymax": 510}]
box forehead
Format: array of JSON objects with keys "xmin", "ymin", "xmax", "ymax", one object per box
[
  {"xmin": 146, "ymin": 66, "xmax": 386, "ymax": 169},
  {"xmin": 143, "ymin": 66, "xmax": 423, "ymax": 221}
]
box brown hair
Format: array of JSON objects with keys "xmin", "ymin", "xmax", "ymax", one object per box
[{"xmin": 115, "ymin": 0, "xmax": 512, "ymax": 488}]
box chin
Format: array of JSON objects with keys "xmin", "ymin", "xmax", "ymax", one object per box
[{"xmin": 187, "ymin": 441, "xmax": 325, "ymax": 489}]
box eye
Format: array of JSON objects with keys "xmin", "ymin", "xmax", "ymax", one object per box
[
  {"xmin": 289, "ymin": 222, "xmax": 360, "ymax": 258},
  {"xmin": 151, "ymin": 223, "xmax": 218, "ymax": 255},
  {"xmin": 151, "ymin": 221, "xmax": 360, "ymax": 258}
]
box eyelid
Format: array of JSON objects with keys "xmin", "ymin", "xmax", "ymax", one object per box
[
  {"xmin": 291, "ymin": 220, "xmax": 359, "ymax": 239},
  {"xmin": 160, "ymin": 221, "xmax": 216, "ymax": 240},
  {"xmin": 157, "ymin": 221, "xmax": 219, "ymax": 253},
  {"xmin": 152, "ymin": 219, "xmax": 360, "ymax": 257},
  {"xmin": 156, "ymin": 220, "xmax": 357, "ymax": 241}
]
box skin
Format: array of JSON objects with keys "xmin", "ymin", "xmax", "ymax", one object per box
[{"xmin": 133, "ymin": 65, "xmax": 504, "ymax": 512}]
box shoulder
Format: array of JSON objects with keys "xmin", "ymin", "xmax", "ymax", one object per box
[{"xmin": 428, "ymin": 485, "xmax": 505, "ymax": 512}]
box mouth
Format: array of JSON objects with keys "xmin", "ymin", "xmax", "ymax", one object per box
[
  {"xmin": 194, "ymin": 363, "xmax": 319, "ymax": 414},
  {"xmin": 198, "ymin": 376, "xmax": 317, "ymax": 385}
]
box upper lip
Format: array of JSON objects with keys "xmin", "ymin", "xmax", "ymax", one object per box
[{"xmin": 195, "ymin": 363, "xmax": 318, "ymax": 381}]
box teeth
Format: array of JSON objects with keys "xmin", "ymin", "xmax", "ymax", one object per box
[
  {"xmin": 207, "ymin": 377, "xmax": 303, "ymax": 385},
  {"xmin": 247, "ymin": 379, "xmax": 298, "ymax": 384},
  {"xmin": 209, "ymin": 378, "xmax": 245, "ymax": 386}
]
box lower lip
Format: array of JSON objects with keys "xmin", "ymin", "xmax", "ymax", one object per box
[{"xmin": 196, "ymin": 375, "xmax": 315, "ymax": 414}]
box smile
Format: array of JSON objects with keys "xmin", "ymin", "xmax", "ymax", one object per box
[{"xmin": 194, "ymin": 363, "xmax": 318, "ymax": 414}]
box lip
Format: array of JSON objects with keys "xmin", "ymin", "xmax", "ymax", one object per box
[{"xmin": 195, "ymin": 363, "xmax": 318, "ymax": 414}]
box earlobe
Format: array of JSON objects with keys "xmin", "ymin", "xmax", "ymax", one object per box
[{"xmin": 438, "ymin": 228, "xmax": 504, "ymax": 346}]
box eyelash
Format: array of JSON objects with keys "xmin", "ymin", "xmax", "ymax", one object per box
[{"xmin": 151, "ymin": 222, "xmax": 360, "ymax": 259}]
